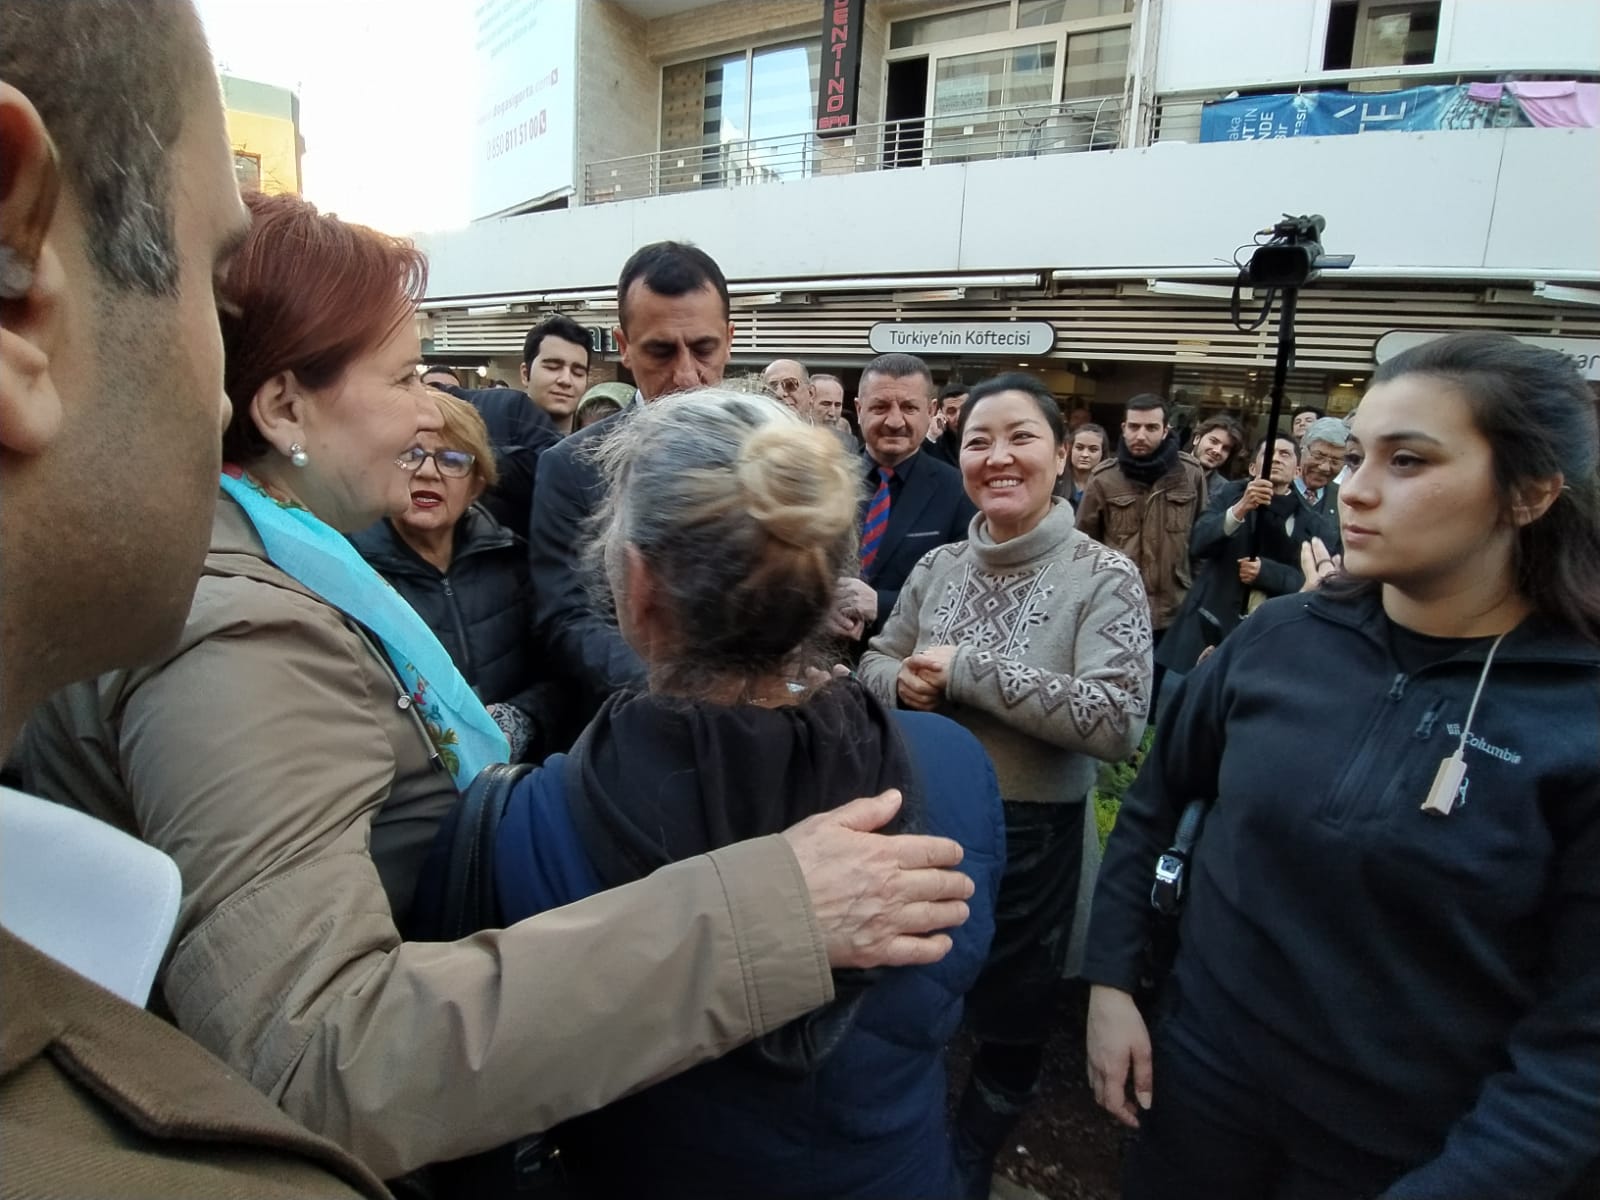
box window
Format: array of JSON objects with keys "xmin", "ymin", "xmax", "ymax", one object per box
[
  {"xmin": 933, "ymin": 42, "xmax": 1058, "ymax": 118},
  {"xmin": 890, "ymin": 3, "xmax": 1010, "ymax": 50},
  {"xmin": 233, "ymin": 152, "xmax": 261, "ymax": 191},
  {"xmin": 1018, "ymin": 0, "xmax": 1134, "ymax": 28},
  {"xmin": 1063, "ymin": 26, "xmax": 1130, "ymax": 98},
  {"xmin": 659, "ymin": 41, "xmax": 821, "ymax": 187},
  {"xmin": 1324, "ymin": 1, "xmax": 1439, "ymax": 71}
]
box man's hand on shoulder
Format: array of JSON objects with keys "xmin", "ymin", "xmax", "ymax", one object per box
[{"xmin": 782, "ymin": 789, "xmax": 972, "ymax": 968}]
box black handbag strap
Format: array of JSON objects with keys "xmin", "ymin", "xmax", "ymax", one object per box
[{"xmin": 436, "ymin": 761, "xmax": 532, "ymax": 942}]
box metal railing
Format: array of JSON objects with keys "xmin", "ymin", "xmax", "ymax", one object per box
[
  {"xmin": 1151, "ymin": 65, "xmax": 1600, "ymax": 144},
  {"xmin": 582, "ymin": 97, "xmax": 1123, "ymax": 205}
]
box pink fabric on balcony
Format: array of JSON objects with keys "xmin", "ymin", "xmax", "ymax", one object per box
[{"xmin": 1471, "ymin": 81, "xmax": 1600, "ymax": 128}]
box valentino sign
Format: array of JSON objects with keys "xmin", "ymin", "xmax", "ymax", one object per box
[
  {"xmin": 868, "ymin": 321, "xmax": 1058, "ymax": 356},
  {"xmin": 815, "ymin": 0, "xmax": 865, "ymax": 135}
]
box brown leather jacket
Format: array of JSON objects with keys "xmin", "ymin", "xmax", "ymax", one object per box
[
  {"xmin": 19, "ymin": 495, "xmax": 832, "ymax": 1179},
  {"xmin": 1074, "ymin": 451, "xmax": 1209, "ymax": 630}
]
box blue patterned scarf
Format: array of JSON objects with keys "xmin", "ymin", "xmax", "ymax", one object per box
[{"xmin": 219, "ymin": 469, "xmax": 508, "ymax": 788}]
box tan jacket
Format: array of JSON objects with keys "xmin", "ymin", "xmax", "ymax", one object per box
[
  {"xmin": 0, "ymin": 929, "xmax": 390, "ymax": 1200},
  {"xmin": 20, "ymin": 496, "xmax": 832, "ymax": 1179},
  {"xmin": 1074, "ymin": 452, "xmax": 1209, "ymax": 630}
]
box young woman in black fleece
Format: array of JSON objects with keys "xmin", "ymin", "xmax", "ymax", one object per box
[{"xmin": 1084, "ymin": 332, "xmax": 1600, "ymax": 1200}]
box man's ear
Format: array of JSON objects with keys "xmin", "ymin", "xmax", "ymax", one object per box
[
  {"xmin": 519, "ymin": 360, "xmax": 532, "ymax": 388},
  {"xmin": 248, "ymin": 372, "xmax": 306, "ymax": 458},
  {"xmin": 0, "ymin": 83, "xmax": 66, "ymax": 457},
  {"xmin": 1510, "ymin": 474, "xmax": 1564, "ymax": 527},
  {"xmin": 613, "ymin": 325, "xmax": 630, "ymax": 372}
]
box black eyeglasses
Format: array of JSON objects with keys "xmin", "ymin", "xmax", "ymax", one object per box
[{"xmin": 395, "ymin": 446, "xmax": 476, "ymax": 478}]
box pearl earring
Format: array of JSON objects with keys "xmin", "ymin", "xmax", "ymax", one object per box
[{"xmin": 289, "ymin": 443, "xmax": 310, "ymax": 468}]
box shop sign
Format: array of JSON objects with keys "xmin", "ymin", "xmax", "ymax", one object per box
[
  {"xmin": 816, "ymin": 0, "xmax": 866, "ymax": 136},
  {"xmin": 868, "ymin": 321, "xmax": 1057, "ymax": 356},
  {"xmin": 1375, "ymin": 329, "xmax": 1600, "ymax": 381}
]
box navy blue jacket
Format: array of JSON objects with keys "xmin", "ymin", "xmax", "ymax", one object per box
[
  {"xmin": 1086, "ymin": 588, "xmax": 1600, "ymax": 1198},
  {"xmin": 525, "ymin": 412, "xmax": 646, "ymax": 714},
  {"xmin": 859, "ymin": 449, "xmax": 975, "ymax": 637},
  {"xmin": 494, "ymin": 710, "xmax": 1005, "ymax": 1200}
]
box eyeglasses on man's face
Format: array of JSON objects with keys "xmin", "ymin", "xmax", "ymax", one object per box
[
  {"xmin": 1305, "ymin": 449, "xmax": 1347, "ymax": 469},
  {"xmin": 395, "ymin": 445, "xmax": 476, "ymax": 478}
]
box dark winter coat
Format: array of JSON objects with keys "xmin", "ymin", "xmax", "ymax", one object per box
[
  {"xmin": 526, "ymin": 411, "xmax": 647, "ymax": 719},
  {"xmin": 493, "ymin": 704, "xmax": 1006, "ymax": 1199},
  {"xmin": 1086, "ymin": 587, "xmax": 1600, "ymax": 1199},
  {"xmin": 857, "ymin": 448, "xmax": 976, "ymax": 638},
  {"xmin": 1155, "ymin": 478, "xmax": 1309, "ymax": 673},
  {"xmin": 351, "ymin": 506, "xmax": 564, "ymax": 758}
]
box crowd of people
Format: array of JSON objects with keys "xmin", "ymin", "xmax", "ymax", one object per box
[{"xmin": 2, "ymin": 4, "xmax": 1597, "ymax": 1200}]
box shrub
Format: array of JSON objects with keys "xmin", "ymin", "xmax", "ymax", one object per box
[{"xmin": 1092, "ymin": 728, "xmax": 1154, "ymax": 849}]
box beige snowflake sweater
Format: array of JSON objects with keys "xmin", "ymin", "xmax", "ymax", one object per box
[{"xmin": 859, "ymin": 499, "xmax": 1152, "ymax": 805}]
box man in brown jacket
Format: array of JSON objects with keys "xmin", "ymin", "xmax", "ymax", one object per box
[
  {"xmin": 1, "ymin": 0, "xmax": 973, "ymax": 1190},
  {"xmin": 0, "ymin": 3, "xmax": 388, "ymax": 1195},
  {"xmin": 1075, "ymin": 395, "xmax": 1208, "ymax": 709}
]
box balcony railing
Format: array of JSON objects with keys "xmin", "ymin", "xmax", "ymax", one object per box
[
  {"xmin": 582, "ymin": 97, "xmax": 1123, "ymax": 205},
  {"xmin": 1151, "ymin": 65, "xmax": 1600, "ymax": 144}
]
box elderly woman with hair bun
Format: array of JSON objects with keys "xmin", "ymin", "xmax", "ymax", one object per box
[
  {"xmin": 467, "ymin": 390, "xmax": 1006, "ymax": 1200},
  {"xmin": 20, "ymin": 193, "xmax": 979, "ymax": 1184}
]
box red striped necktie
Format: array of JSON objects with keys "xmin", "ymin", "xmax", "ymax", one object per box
[{"xmin": 860, "ymin": 466, "xmax": 893, "ymax": 574}]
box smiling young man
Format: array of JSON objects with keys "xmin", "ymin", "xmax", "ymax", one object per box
[
  {"xmin": 527, "ymin": 241, "xmax": 734, "ymax": 717},
  {"xmin": 833, "ymin": 354, "xmax": 975, "ymax": 642}
]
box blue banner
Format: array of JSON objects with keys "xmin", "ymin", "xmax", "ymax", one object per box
[{"xmin": 1199, "ymin": 84, "xmax": 1525, "ymax": 143}]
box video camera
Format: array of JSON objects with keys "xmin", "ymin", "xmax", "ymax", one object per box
[{"xmin": 1243, "ymin": 214, "xmax": 1355, "ymax": 290}]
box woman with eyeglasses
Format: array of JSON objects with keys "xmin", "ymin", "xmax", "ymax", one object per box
[
  {"xmin": 20, "ymin": 192, "xmax": 975, "ymax": 1186},
  {"xmin": 350, "ymin": 390, "xmax": 561, "ymax": 762}
]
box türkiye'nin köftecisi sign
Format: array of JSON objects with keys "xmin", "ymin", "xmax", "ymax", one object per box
[{"xmin": 868, "ymin": 322, "xmax": 1057, "ymax": 356}]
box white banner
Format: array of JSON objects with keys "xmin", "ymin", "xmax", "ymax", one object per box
[
  {"xmin": 1375, "ymin": 329, "xmax": 1600, "ymax": 381},
  {"xmin": 472, "ymin": 0, "xmax": 577, "ymax": 221},
  {"xmin": 869, "ymin": 321, "xmax": 1057, "ymax": 356}
]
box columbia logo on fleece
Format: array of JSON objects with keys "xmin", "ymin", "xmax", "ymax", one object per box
[{"xmin": 1444, "ymin": 725, "xmax": 1523, "ymax": 765}]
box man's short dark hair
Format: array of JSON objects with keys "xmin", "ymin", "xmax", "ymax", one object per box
[
  {"xmin": 860, "ymin": 353, "xmax": 933, "ymax": 392},
  {"xmin": 1291, "ymin": 405, "xmax": 1324, "ymax": 422},
  {"xmin": 420, "ymin": 364, "xmax": 461, "ymax": 385},
  {"xmin": 522, "ymin": 314, "xmax": 594, "ymax": 368},
  {"xmin": 1255, "ymin": 429, "xmax": 1302, "ymax": 460},
  {"xmin": 1125, "ymin": 394, "xmax": 1170, "ymax": 421},
  {"xmin": 1, "ymin": 0, "xmax": 204, "ymax": 297},
  {"xmin": 616, "ymin": 241, "xmax": 729, "ymax": 329},
  {"xmin": 938, "ymin": 382, "xmax": 970, "ymax": 403}
]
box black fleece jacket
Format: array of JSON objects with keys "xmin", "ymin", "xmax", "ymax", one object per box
[
  {"xmin": 351, "ymin": 506, "xmax": 566, "ymax": 759},
  {"xmin": 1086, "ymin": 588, "xmax": 1600, "ymax": 1199}
]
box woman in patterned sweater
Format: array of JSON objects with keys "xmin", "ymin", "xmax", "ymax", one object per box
[{"xmin": 859, "ymin": 372, "xmax": 1153, "ymax": 1199}]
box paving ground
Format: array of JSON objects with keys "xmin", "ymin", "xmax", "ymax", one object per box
[{"xmin": 949, "ymin": 981, "xmax": 1128, "ymax": 1200}]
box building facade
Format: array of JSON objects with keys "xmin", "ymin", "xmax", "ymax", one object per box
[
  {"xmin": 416, "ymin": 0, "xmax": 1600, "ymax": 425},
  {"xmin": 222, "ymin": 74, "xmax": 304, "ymax": 196}
]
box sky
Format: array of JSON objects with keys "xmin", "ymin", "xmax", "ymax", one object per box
[{"xmin": 194, "ymin": 0, "xmax": 479, "ymax": 234}]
